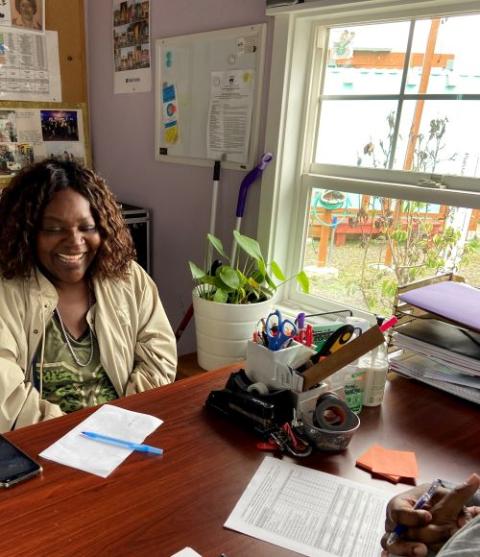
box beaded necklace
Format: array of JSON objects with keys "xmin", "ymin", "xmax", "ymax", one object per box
[{"xmin": 55, "ymin": 305, "xmax": 93, "ymax": 368}]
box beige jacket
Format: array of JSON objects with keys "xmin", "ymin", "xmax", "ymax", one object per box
[{"xmin": 0, "ymin": 261, "xmax": 177, "ymax": 432}]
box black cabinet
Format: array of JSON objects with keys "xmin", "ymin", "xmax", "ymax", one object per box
[{"xmin": 120, "ymin": 203, "xmax": 151, "ymax": 276}]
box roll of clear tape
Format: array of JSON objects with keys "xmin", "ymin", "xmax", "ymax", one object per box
[
  {"xmin": 314, "ymin": 393, "xmax": 357, "ymax": 431},
  {"xmin": 247, "ymin": 382, "xmax": 269, "ymax": 396}
]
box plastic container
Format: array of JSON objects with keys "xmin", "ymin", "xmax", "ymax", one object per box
[
  {"xmin": 326, "ymin": 365, "xmax": 349, "ymax": 391},
  {"xmin": 245, "ymin": 340, "xmax": 315, "ymax": 392},
  {"xmin": 343, "ymin": 365, "xmax": 365, "ymax": 414},
  {"xmin": 326, "ymin": 362, "xmax": 365, "ymax": 414},
  {"xmin": 360, "ymin": 341, "xmax": 389, "ymax": 407}
]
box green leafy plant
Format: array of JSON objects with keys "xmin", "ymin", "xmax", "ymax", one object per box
[{"xmin": 189, "ymin": 231, "xmax": 309, "ymax": 304}]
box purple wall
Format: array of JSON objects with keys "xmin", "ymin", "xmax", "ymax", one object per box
[{"xmin": 85, "ymin": 0, "xmax": 270, "ymax": 355}]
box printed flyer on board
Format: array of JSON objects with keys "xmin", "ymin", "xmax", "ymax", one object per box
[{"xmin": 0, "ymin": 29, "xmax": 61, "ymax": 102}]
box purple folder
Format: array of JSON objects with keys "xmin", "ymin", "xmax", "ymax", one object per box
[{"xmin": 399, "ymin": 282, "xmax": 480, "ymax": 332}]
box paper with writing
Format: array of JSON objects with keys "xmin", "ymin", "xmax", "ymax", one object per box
[
  {"xmin": 39, "ymin": 404, "xmax": 163, "ymax": 478},
  {"xmin": 225, "ymin": 456, "xmax": 387, "ymax": 556}
]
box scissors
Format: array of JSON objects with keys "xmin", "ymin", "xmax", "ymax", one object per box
[
  {"xmin": 265, "ymin": 310, "xmax": 297, "ymax": 351},
  {"xmin": 254, "ymin": 318, "xmax": 268, "ymax": 346}
]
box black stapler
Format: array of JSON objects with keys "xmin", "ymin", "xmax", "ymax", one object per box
[{"xmin": 205, "ymin": 370, "xmax": 294, "ymax": 438}]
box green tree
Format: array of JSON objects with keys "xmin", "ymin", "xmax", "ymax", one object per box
[{"xmin": 356, "ymin": 114, "xmax": 461, "ymax": 313}]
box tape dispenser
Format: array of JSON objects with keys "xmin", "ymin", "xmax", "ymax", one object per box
[{"xmin": 205, "ymin": 369, "xmax": 294, "ymax": 438}]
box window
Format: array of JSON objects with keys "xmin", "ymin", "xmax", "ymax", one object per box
[{"xmin": 259, "ymin": 0, "xmax": 480, "ymax": 318}]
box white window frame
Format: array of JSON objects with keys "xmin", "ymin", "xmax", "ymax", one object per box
[{"xmin": 258, "ymin": 0, "xmax": 480, "ymax": 318}]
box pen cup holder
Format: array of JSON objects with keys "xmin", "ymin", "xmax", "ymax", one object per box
[{"xmin": 245, "ymin": 340, "xmax": 315, "ymax": 392}]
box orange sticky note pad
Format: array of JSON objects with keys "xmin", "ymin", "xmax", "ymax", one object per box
[
  {"xmin": 371, "ymin": 445, "xmax": 418, "ymax": 479},
  {"xmin": 356, "ymin": 444, "xmax": 401, "ymax": 483}
]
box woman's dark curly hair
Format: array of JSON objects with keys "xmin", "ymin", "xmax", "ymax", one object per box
[{"xmin": 0, "ymin": 158, "xmax": 136, "ymax": 280}]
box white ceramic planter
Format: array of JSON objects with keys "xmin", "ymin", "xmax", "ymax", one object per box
[{"xmin": 192, "ymin": 288, "xmax": 273, "ymax": 370}]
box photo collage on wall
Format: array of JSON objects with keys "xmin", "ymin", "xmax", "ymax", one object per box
[
  {"xmin": 0, "ymin": 108, "xmax": 85, "ymax": 176},
  {"xmin": 113, "ymin": 0, "xmax": 151, "ymax": 93}
]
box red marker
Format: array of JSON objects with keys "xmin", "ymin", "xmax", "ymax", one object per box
[{"xmin": 380, "ymin": 316, "xmax": 398, "ymax": 333}]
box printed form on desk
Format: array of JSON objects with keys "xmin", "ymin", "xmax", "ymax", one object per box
[{"xmin": 225, "ymin": 456, "xmax": 388, "ymax": 557}]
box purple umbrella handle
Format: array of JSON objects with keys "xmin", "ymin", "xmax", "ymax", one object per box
[{"xmin": 235, "ymin": 153, "xmax": 273, "ymax": 218}]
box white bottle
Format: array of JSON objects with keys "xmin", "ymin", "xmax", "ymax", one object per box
[{"xmin": 361, "ymin": 341, "xmax": 389, "ymax": 407}]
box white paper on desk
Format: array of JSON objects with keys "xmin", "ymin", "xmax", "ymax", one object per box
[
  {"xmin": 170, "ymin": 548, "xmax": 202, "ymax": 557},
  {"xmin": 225, "ymin": 456, "xmax": 387, "ymax": 557},
  {"xmin": 39, "ymin": 404, "xmax": 163, "ymax": 478}
]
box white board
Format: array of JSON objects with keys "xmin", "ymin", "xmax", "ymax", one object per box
[{"xmin": 154, "ymin": 24, "xmax": 266, "ymax": 170}]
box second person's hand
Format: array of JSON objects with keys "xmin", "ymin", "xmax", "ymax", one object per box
[{"xmin": 381, "ymin": 474, "xmax": 480, "ymax": 556}]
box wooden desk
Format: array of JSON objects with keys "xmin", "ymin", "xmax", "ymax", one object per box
[{"xmin": 1, "ymin": 369, "xmax": 479, "ymax": 557}]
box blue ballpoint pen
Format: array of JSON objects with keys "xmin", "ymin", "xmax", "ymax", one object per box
[
  {"xmin": 81, "ymin": 431, "xmax": 163, "ymax": 455},
  {"xmin": 387, "ymin": 479, "xmax": 442, "ymax": 546}
]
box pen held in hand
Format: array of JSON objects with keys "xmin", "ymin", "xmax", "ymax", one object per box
[
  {"xmin": 387, "ymin": 478, "xmax": 442, "ymax": 546},
  {"xmin": 81, "ymin": 431, "xmax": 163, "ymax": 455}
]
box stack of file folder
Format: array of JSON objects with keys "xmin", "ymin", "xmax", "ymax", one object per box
[{"xmin": 390, "ymin": 282, "xmax": 480, "ymax": 404}]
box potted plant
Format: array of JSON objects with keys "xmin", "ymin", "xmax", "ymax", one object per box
[{"xmin": 189, "ymin": 230, "xmax": 309, "ymax": 370}]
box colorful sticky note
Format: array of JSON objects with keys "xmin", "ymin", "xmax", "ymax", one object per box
[
  {"xmin": 371, "ymin": 445, "xmax": 418, "ymax": 479},
  {"xmin": 356, "ymin": 444, "xmax": 401, "ymax": 483}
]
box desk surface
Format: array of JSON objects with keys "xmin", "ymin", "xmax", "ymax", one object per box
[{"xmin": 1, "ymin": 370, "xmax": 479, "ymax": 557}]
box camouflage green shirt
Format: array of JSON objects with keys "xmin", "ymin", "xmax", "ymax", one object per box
[{"xmin": 34, "ymin": 314, "xmax": 118, "ymax": 413}]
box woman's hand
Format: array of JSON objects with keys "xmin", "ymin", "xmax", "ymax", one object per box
[{"xmin": 381, "ymin": 474, "xmax": 480, "ymax": 556}]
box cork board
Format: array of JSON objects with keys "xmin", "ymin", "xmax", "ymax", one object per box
[{"xmin": 0, "ymin": 0, "xmax": 90, "ymax": 188}]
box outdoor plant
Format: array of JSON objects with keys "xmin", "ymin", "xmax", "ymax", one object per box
[
  {"xmin": 411, "ymin": 117, "xmax": 457, "ymax": 173},
  {"xmin": 189, "ymin": 231, "xmax": 309, "ymax": 304},
  {"xmin": 355, "ymin": 199, "xmax": 461, "ymax": 312},
  {"xmin": 353, "ymin": 112, "xmax": 461, "ymax": 312}
]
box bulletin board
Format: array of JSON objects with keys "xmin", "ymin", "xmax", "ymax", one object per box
[
  {"xmin": 154, "ymin": 24, "xmax": 266, "ymax": 170},
  {"xmin": 0, "ymin": 0, "xmax": 90, "ymax": 188}
]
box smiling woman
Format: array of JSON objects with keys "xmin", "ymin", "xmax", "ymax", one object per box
[
  {"xmin": 0, "ymin": 159, "xmax": 177, "ymax": 431},
  {"xmin": 36, "ymin": 189, "xmax": 102, "ymax": 299}
]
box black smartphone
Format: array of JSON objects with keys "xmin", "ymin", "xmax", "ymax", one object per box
[{"xmin": 0, "ymin": 434, "xmax": 42, "ymax": 488}]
